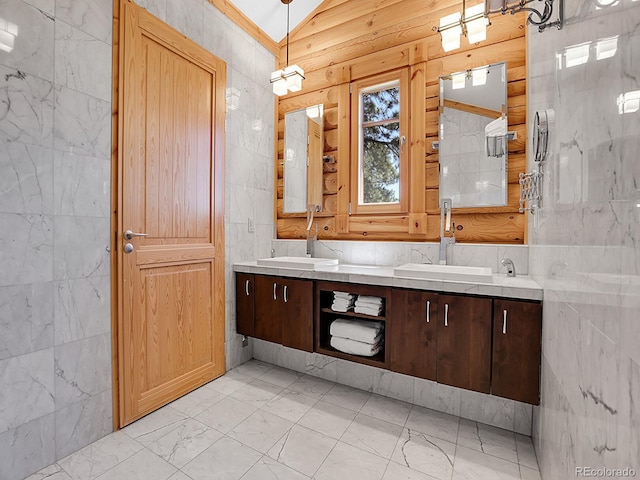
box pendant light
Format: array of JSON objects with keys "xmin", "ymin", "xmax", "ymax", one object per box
[{"xmin": 270, "ymin": 0, "xmax": 305, "ymax": 96}]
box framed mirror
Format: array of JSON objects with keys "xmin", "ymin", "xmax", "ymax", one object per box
[
  {"xmin": 438, "ymin": 62, "xmax": 508, "ymax": 208},
  {"xmin": 283, "ymin": 104, "xmax": 324, "ymax": 214}
]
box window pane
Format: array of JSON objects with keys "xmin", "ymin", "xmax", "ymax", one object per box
[
  {"xmin": 361, "ymin": 123, "xmax": 400, "ymax": 204},
  {"xmin": 362, "ymin": 85, "xmax": 400, "ymax": 123}
]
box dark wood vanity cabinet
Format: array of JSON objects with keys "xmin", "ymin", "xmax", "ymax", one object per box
[
  {"xmin": 437, "ymin": 295, "xmax": 492, "ymax": 394},
  {"xmin": 236, "ymin": 274, "xmax": 313, "ymax": 352},
  {"xmin": 389, "ymin": 289, "xmax": 438, "ymax": 380},
  {"xmin": 492, "ymin": 299, "xmax": 542, "ymax": 405},
  {"xmin": 235, "ymin": 273, "xmax": 255, "ymax": 337}
]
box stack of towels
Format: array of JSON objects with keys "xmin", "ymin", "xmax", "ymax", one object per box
[
  {"xmin": 354, "ymin": 295, "xmax": 384, "ymax": 316},
  {"xmin": 329, "ymin": 318, "xmax": 384, "ymax": 357},
  {"xmin": 331, "ymin": 291, "xmax": 356, "ymax": 312}
]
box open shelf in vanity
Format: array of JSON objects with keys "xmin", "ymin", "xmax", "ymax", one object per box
[{"xmin": 315, "ymin": 281, "xmax": 391, "ymax": 368}]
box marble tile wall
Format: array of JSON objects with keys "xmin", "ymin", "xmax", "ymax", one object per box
[
  {"xmin": 252, "ymin": 339, "xmax": 534, "ymax": 436},
  {"xmin": 0, "ymin": 0, "xmax": 274, "ymax": 479},
  {"xmin": 272, "ymin": 239, "xmax": 530, "ymax": 275},
  {"xmin": 527, "ymin": 0, "xmax": 640, "ymax": 477},
  {"xmin": 0, "ymin": 0, "xmax": 113, "ymax": 479}
]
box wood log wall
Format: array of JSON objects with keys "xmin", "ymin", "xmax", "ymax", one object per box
[{"xmin": 276, "ymin": 0, "xmax": 528, "ymax": 244}]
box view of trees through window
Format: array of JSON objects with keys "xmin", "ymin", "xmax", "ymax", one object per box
[{"xmin": 360, "ymin": 82, "xmax": 401, "ymax": 204}]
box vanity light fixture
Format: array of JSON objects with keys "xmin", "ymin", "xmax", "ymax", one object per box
[
  {"xmin": 270, "ymin": 0, "xmax": 305, "ymax": 97},
  {"xmin": 439, "ymin": 0, "xmax": 564, "ymax": 52},
  {"xmin": 484, "ymin": 0, "xmax": 564, "ymax": 33},
  {"xmin": 438, "ymin": 0, "xmax": 488, "ymax": 52}
]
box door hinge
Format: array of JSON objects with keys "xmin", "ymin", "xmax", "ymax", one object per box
[
  {"xmin": 114, "ymin": 231, "xmax": 118, "ymax": 251},
  {"xmin": 348, "ymin": 202, "xmax": 352, "ymax": 215}
]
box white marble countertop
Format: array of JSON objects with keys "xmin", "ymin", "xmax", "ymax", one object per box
[{"xmin": 233, "ymin": 261, "xmax": 543, "ymax": 301}]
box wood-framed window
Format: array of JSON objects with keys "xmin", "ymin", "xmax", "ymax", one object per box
[{"xmin": 350, "ymin": 68, "xmax": 410, "ymax": 215}]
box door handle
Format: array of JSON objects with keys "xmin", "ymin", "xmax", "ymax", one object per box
[
  {"xmin": 284, "ymin": 285, "xmax": 288, "ymax": 303},
  {"xmin": 426, "ymin": 300, "xmax": 430, "ymax": 323},
  {"xmin": 444, "ymin": 303, "xmax": 449, "ymax": 327},
  {"xmin": 503, "ymin": 310, "xmax": 508, "ymax": 334},
  {"xmin": 124, "ymin": 230, "xmax": 148, "ymax": 240},
  {"xmin": 273, "ymin": 282, "xmax": 277, "ymax": 301},
  {"xmin": 245, "ymin": 279, "xmax": 250, "ymax": 296}
]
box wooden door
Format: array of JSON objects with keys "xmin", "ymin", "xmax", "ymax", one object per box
[
  {"xmin": 281, "ymin": 278, "xmax": 313, "ymax": 352},
  {"xmin": 437, "ymin": 295, "xmax": 491, "ymax": 393},
  {"xmin": 118, "ymin": 0, "xmax": 226, "ymax": 426},
  {"xmin": 254, "ymin": 276, "xmax": 283, "ymax": 344},
  {"xmin": 389, "ymin": 289, "xmax": 438, "ymax": 380},
  {"xmin": 492, "ymin": 299, "xmax": 542, "ymax": 404},
  {"xmin": 235, "ymin": 273, "xmax": 255, "ymax": 337}
]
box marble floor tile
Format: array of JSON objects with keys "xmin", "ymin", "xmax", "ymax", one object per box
[
  {"xmin": 194, "ymin": 396, "xmax": 257, "ymax": 434},
  {"xmin": 516, "ymin": 433, "xmax": 539, "ymax": 470},
  {"xmin": 261, "ymin": 388, "xmax": 319, "ymax": 422},
  {"xmin": 457, "ymin": 418, "xmax": 518, "ymax": 464},
  {"xmin": 228, "ymin": 410, "xmax": 294, "ymax": 453},
  {"xmin": 267, "ymin": 425, "xmax": 337, "ymax": 477},
  {"xmin": 57, "ymin": 430, "xmax": 143, "ymax": 480},
  {"xmin": 146, "ymin": 419, "xmax": 223, "ymax": 468},
  {"xmin": 258, "ymin": 366, "xmax": 302, "ymax": 388},
  {"xmin": 233, "ymin": 359, "xmax": 273, "ymax": 378},
  {"xmin": 297, "ymin": 400, "xmax": 357, "ymax": 439},
  {"xmin": 390, "ymin": 428, "xmax": 456, "ymax": 480},
  {"xmin": 321, "ymin": 383, "xmax": 372, "ymax": 412},
  {"xmin": 122, "ymin": 406, "xmax": 189, "ymax": 446},
  {"xmin": 520, "ymin": 465, "xmax": 542, "ymax": 480},
  {"xmin": 167, "ymin": 385, "xmax": 225, "ymax": 418},
  {"xmin": 382, "ymin": 461, "xmax": 441, "ymax": 480},
  {"xmin": 229, "ymin": 378, "xmax": 284, "ymax": 409},
  {"xmin": 405, "ymin": 406, "xmax": 460, "ymax": 444},
  {"xmin": 341, "ymin": 413, "xmax": 404, "ymax": 459},
  {"xmin": 287, "ymin": 374, "xmax": 334, "ymax": 399},
  {"xmin": 181, "ymin": 436, "xmax": 261, "ymax": 480},
  {"xmin": 360, "ymin": 394, "xmax": 412, "ymax": 427},
  {"xmin": 314, "ymin": 441, "xmax": 389, "ymax": 480},
  {"xmin": 242, "ymin": 455, "xmax": 311, "ymax": 480},
  {"xmin": 452, "ymin": 446, "xmax": 521, "ymax": 480},
  {"xmin": 93, "ymin": 449, "xmax": 176, "ymax": 480},
  {"xmin": 25, "ymin": 464, "xmax": 73, "ymax": 480},
  {"xmin": 205, "ymin": 370, "xmax": 254, "ymax": 395},
  {"xmin": 30, "ymin": 359, "xmax": 541, "ymax": 480}
]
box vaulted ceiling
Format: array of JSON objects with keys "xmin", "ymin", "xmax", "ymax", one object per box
[{"xmin": 228, "ymin": 0, "xmax": 325, "ymax": 42}]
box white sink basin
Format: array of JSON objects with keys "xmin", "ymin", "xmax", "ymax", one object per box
[
  {"xmin": 394, "ymin": 263, "xmax": 493, "ymax": 283},
  {"xmin": 256, "ymin": 256, "xmax": 339, "ymax": 270}
]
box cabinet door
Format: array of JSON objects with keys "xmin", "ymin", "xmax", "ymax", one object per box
[
  {"xmin": 255, "ymin": 275, "xmax": 282, "ymax": 344},
  {"xmin": 235, "ymin": 273, "xmax": 255, "ymax": 336},
  {"xmin": 389, "ymin": 289, "xmax": 438, "ymax": 380},
  {"xmin": 492, "ymin": 299, "xmax": 542, "ymax": 405},
  {"xmin": 437, "ymin": 295, "xmax": 492, "ymax": 393},
  {"xmin": 281, "ymin": 278, "xmax": 314, "ymax": 352}
]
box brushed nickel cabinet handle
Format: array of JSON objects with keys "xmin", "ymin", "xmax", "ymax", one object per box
[
  {"xmin": 273, "ymin": 282, "xmax": 277, "ymax": 301},
  {"xmin": 284, "ymin": 285, "xmax": 288, "ymax": 303},
  {"xmin": 245, "ymin": 279, "xmax": 250, "ymax": 296},
  {"xmin": 426, "ymin": 300, "xmax": 431, "ymax": 323},
  {"xmin": 444, "ymin": 303, "xmax": 449, "ymax": 327},
  {"xmin": 503, "ymin": 310, "xmax": 508, "ymax": 334}
]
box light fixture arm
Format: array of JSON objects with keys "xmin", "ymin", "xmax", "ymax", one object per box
[{"xmin": 485, "ymin": 0, "xmax": 564, "ymax": 32}]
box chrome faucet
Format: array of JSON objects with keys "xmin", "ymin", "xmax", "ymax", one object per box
[
  {"xmin": 306, "ymin": 204, "xmax": 318, "ymax": 257},
  {"xmin": 501, "ymin": 258, "xmax": 516, "ymax": 277},
  {"xmin": 439, "ymin": 198, "xmax": 456, "ymax": 265}
]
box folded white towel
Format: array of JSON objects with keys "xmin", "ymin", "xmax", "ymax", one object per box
[
  {"xmin": 356, "ymin": 295, "xmax": 383, "ymax": 305},
  {"xmin": 354, "ymin": 305, "xmax": 383, "ymax": 316},
  {"xmin": 332, "ymin": 298, "xmax": 354, "ymax": 306},
  {"xmin": 330, "ymin": 318, "xmax": 383, "ymax": 344},
  {"xmin": 333, "ymin": 291, "xmax": 355, "ymax": 300},
  {"xmin": 330, "ymin": 336, "xmax": 382, "ymax": 357},
  {"xmin": 331, "ymin": 305, "xmax": 351, "ymax": 313}
]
